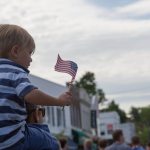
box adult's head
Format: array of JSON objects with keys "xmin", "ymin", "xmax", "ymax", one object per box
[
  {"xmin": 131, "ymin": 136, "xmax": 140, "ymax": 146},
  {"xmin": 26, "ymin": 103, "xmax": 45, "ymax": 123},
  {"xmin": 112, "ymin": 129, "xmax": 124, "ymax": 143},
  {"xmin": 98, "ymin": 139, "xmax": 107, "ymax": 149},
  {"xmin": 59, "ymin": 137, "xmax": 68, "ymax": 150},
  {"xmin": 147, "ymin": 141, "xmax": 150, "ymax": 150}
]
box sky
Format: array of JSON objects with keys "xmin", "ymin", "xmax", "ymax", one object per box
[{"xmin": 1, "ymin": 0, "xmax": 150, "ymax": 113}]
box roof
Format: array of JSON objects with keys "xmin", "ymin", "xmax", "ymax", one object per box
[{"xmin": 29, "ymin": 74, "xmax": 67, "ymax": 97}]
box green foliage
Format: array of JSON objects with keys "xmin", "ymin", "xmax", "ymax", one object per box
[
  {"xmin": 130, "ymin": 106, "xmax": 150, "ymax": 145},
  {"xmin": 140, "ymin": 107, "xmax": 150, "ymax": 124},
  {"xmin": 75, "ymin": 71, "xmax": 106, "ymax": 103},
  {"xmin": 129, "ymin": 107, "xmax": 141, "ymax": 122},
  {"xmin": 107, "ymin": 100, "xmax": 118, "ymax": 110},
  {"xmin": 75, "ymin": 72, "xmax": 96, "ymax": 96},
  {"xmin": 102, "ymin": 100, "xmax": 127, "ymax": 123},
  {"xmin": 97, "ymin": 89, "xmax": 106, "ymax": 103},
  {"xmin": 137, "ymin": 126, "xmax": 149, "ymax": 145},
  {"xmin": 130, "ymin": 106, "xmax": 150, "ymax": 124}
]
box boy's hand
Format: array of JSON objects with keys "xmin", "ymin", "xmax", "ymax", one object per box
[{"xmin": 58, "ymin": 91, "xmax": 72, "ymax": 106}]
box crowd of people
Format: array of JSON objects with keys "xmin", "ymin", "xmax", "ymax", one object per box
[
  {"xmin": 72, "ymin": 129, "xmax": 150, "ymax": 150},
  {"xmin": 79, "ymin": 129, "xmax": 150, "ymax": 150}
]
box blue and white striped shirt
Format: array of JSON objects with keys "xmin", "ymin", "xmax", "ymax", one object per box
[{"xmin": 0, "ymin": 58, "xmax": 37, "ymax": 149}]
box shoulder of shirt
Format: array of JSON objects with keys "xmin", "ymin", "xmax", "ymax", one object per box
[{"xmin": 0, "ymin": 58, "xmax": 29, "ymax": 74}]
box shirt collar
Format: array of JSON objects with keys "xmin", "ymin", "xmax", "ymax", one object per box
[{"xmin": 0, "ymin": 58, "xmax": 30, "ymax": 73}]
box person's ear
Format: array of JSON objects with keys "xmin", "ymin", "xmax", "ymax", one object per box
[{"xmin": 9, "ymin": 45, "xmax": 20, "ymax": 59}]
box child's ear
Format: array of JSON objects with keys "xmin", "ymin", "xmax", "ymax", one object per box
[{"xmin": 9, "ymin": 45, "xmax": 20, "ymax": 59}]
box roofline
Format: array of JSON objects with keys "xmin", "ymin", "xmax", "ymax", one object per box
[{"xmin": 30, "ymin": 74, "xmax": 66, "ymax": 88}]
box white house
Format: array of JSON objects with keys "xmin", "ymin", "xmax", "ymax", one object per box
[
  {"xmin": 79, "ymin": 88, "xmax": 91, "ymax": 133},
  {"xmin": 70, "ymin": 86, "xmax": 92, "ymax": 143},
  {"xmin": 98, "ymin": 111, "xmax": 120, "ymax": 139},
  {"xmin": 98, "ymin": 111, "xmax": 135, "ymax": 143},
  {"xmin": 118, "ymin": 123, "xmax": 135, "ymax": 144},
  {"xmin": 91, "ymin": 95, "xmax": 99, "ymax": 136}
]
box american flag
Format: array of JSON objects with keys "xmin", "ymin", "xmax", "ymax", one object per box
[{"xmin": 54, "ymin": 54, "xmax": 78, "ymax": 82}]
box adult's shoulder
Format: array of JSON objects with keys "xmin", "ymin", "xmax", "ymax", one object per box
[
  {"xmin": 122, "ymin": 143, "xmax": 132, "ymax": 150},
  {"xmin": 105, "ymin": 144, "xmax": 115, "ymax": 150}
]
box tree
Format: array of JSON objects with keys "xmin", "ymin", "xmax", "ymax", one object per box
[
  {"xmin": 75, "ymin": 71, "xmax": 106, "ymax": 103},
  {"xmin": 75, "ymin": 71, "xmax": 96, "ymax": 96},
  {"xmin": 129, "ymin": 107, "xmax": 140, "ymax": 122},
  {"xmin": 140, "ymin": 107, "xmax": 150, "ymax": 125},
  {"xmin": 129, "ymin": 106, "xmax": 150, "ymax": 145},
  {"xmin": 97, "ymin": 89, "xmax": 106, "ymax": 103},
  {"xmin": 102, "ymin": 100, "xmax": 127, "ymax": 123}
]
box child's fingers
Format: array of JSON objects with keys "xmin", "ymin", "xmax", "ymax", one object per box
[
  {"xmin": 68, "ymin": 83, "xmax": 73, "ymax": 91},
  {"xmin": 66, "ymin": 94, "xmax": 72, "ymax": 105},
  {"xmin": 66, "ymin": 91, "xmax": 72, "ymax": 96}
]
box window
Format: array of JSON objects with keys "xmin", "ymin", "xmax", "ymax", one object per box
[
  {"xmin": 52, "ymin": 107, "xmax": 55, "ymax": 126},
  {"xmin": 101, "ymin": 131, "xmax": 105, "ymax": 135},
  {"xmin": 56, "ymin": 107, "xmax": 65, "ymax": 127},
  {"xmin": 46, "ymin": 107, "xmax": 55, "ymax": 126}
]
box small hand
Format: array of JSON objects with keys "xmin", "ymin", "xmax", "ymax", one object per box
[{"xmin": 58, "ymin": 91, "xmax": 72, "ymax": 106}]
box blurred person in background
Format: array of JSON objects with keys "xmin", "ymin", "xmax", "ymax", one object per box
[
  {"xmin": 131, "ymin": 136, "xmax": 144, "ymax": 150},
  {"xmin": 59, "ymin": 137, "xmax": 68, "ymax": 150},
  {"xmin": 84, "ymin": 139, "xmax": 93, "ymax": 150},
  {"xmin": 92, "ymin": 136, "xmax": 99, "ymax": 150},
  {"xmin": 146, "ymin": 142, "xmax": 150, "ymax": 150},
  {"xmin": 98, "ymin": 139, "xmax": 107, "ymax": 150},
  {"xmin": 106, "ymin": 129, "xmax": 131, "ymax": 150}
]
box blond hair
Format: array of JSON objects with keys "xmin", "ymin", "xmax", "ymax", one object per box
[{"xmin": 0, "ymin": 24, "xmax": 35, "ymax": 58}]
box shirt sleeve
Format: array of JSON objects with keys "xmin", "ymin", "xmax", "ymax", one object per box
[{"xmin": 13, "ymin": 73, "xmax": 38, "ymax": 99}]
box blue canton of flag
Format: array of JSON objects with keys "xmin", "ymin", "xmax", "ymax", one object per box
[
  {"xmin": 70, "ymin": 61, "xmax": 78, "ymax": 73},
  {"xmin": 54, "ymin": 54, "xmax": 78, "ymax": 82}
]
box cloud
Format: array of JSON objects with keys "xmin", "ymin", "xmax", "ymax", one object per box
[
  {"xmin": 116, "ymin": 0, "xmax": 150, "ymax": 16},
  {"xmin": 0, "ymin": 0, "xmax": 150, "ymax": 112}
]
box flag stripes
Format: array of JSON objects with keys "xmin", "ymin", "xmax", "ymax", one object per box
[{"xmin": 55, "ymin": 54, "xmax": 78, "ymax": 81}]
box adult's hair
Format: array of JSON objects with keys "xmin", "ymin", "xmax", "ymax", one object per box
[
  {"xmin": 147, "ymin": 141, "xmax": 150, "ymax": 147},
  {"xmin": 112, "ymin": 129, "xmax": 123, "ymax": 142},
  {"xmin": 99, "ymin": 139, "xmax": 107, "ymax": 148},
  {"xmin": 131, "ymin": 136, "xmax": 140, "ymax": 145},
  {"xmin": 0, "ymin": 24, "xmax": 35, "ymax": 58},
  {"xmin": 26, "ymin": 102, "xmax": 37, "ymax": 123},
  {"xmin": 59, "ymin": 137, "xmax": 67, "ymax": 149}
]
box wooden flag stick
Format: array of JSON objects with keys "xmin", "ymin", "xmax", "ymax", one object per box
[{"xmin": 62, "ymin": 81, "xmax": 73, "ymax": 110}]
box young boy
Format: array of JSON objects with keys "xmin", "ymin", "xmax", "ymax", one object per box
[{"xmin": 0, "ymin": 24, "xmax": 72, "ymax": 150}]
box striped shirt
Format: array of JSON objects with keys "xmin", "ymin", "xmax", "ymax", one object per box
[{"xmin": 0, "ymin": 58, "xmax": 37, "ymax": 149}]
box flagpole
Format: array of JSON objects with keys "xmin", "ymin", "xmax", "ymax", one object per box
[
  {"xmin": 62, "ymin": 80, "xmax": 73, "ymax": 110},
  {"xmin": 54, "ymin": 54, "xmax": 78, "ymax": 111}
]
